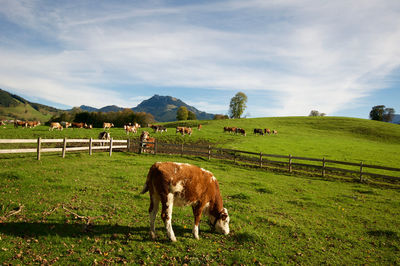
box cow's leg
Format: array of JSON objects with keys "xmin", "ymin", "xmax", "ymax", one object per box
[
  {"xmin": 161, "ymin": 193, "xmax": 176, "ymax": 242},
  {"xmin": 149, "ymin": 194, "xmax": 160, "ymax": 240},
  {"xmin": 192, "ymin": 204, "xmax": 204, "ymax": 239}
]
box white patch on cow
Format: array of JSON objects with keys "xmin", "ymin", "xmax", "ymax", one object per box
[
  {"xmin": 174, "ymin": 162, "xmax": 191, "ymax": 168},
  {"xmin": 166, "ymin": 193, "xmax": 177, "ymax": 242},
  {"xmin": 193, "ymin": 225, "xmax": 199, "ymax": 239},
  {"xmin": 215, "ymin": 208, "xmax": 230, "ymax": 235},
  {"xmin": 171, "ymin": 181, "xmax": 184, "ymax": 193}
]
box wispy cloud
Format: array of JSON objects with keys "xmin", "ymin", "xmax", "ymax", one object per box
[{"xmin": 0, "ymin": 0, "xmax": 399, "ymax": 116}]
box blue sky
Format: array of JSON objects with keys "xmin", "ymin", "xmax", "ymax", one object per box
[{"xmin": 0, "ymin": 0, "xmax": 399, "ymax": 119}]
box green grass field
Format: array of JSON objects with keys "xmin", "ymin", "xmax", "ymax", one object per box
[
  {"xmin": 0, "ymin": 117, "xmax": 399, "ymax": 264},
  {"xmin": 0, "ymin": 153, "xmax": 399, "ymax": 264}
]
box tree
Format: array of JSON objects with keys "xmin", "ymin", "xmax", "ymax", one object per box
[
  {"xmin": 369, "ymin": 105, "xmax": 395, "ymax": 122},
  {"xmin": 309, "ymin": 110, "xmax": 326, "ymax": 117},
  {"xmin": 176, "ymin": 106, "xmax": 188, "ymax": 121},
  {"xmin": 213, "ymin": 114, "xmax": 229, "ymax": 120},
  {"xmin": 187, "ymin": 111, "xmax": 196, "ymax": 120},
  {"xmin": 229, "ymin": 92, "xmax": 248, "ymax": 119}
]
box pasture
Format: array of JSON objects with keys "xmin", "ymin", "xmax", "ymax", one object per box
[
  {"xmin": 0, "ymin": 153, "xmax": 399, "ymax": 264},
  {"xmin": 0, "ymin": 116, "xmax": 399, "ymax": 264}
]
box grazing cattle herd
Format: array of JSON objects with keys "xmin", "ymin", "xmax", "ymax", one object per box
[{"xmin": 3, "ymin": 120, "xmax": 279, "ymax": 139}]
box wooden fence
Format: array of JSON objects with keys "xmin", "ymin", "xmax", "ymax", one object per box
[
  {"xmin": 0, "ymin": 138, "xmax": 128, "ymax": 159},
  {"xmin": 1, "ymin": 138, "xmax": 399, "ymax": 185}
]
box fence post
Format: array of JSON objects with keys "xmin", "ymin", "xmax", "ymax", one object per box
[
  {"xmin": 360, "ymin": 162, "xmax": 363, "ymax": 182},
  {"xmin": 322, "ymin": 157, "xmax": 326, "ymax": 177},
  {"xmin": 62, "ymin": 137, "xmax": 67, "ymax": 158},
  {"xmin": 139, "ymin": 140, "xmax": 142, "ymax": 154},
  {"xmin": 127, "ymin": 138, "xmax": 130, "ymax": 152},
  {"xmin": 289, "ymin": 154, "xmax": 292, "ymax": 173},
  {"xmin": 259, "ymin": 152, "xmax": 263, "ymax": 168},
  {"xmin": 154, "ymin": 139, "xmax": 157, "ymax": 155},
  {"xmin": 208, "ymin": 145, "xmax": 211, "ymax": 160},
  {"xmin": 109, "ymin": 138, "xmax": 113, "ymax": 157},
  {"xmin": 37, "ymin": 137, "xmax": 41, "ymax": 160},
  {"xmin": 89, "ymin": 138, "xmax": 93, "ymax": 155}
]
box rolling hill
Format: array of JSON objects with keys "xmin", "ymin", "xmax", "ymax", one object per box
[{"xmin": 0, "ymin": 89, "xmax": 60, "ymax": 121}]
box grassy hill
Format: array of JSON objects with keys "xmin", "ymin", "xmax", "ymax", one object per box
[
  {"xmin": 0, "ymin": 89, "xmax": 60, "ymax": 121},
  {"xmin": 1, "ymin": 116, "xmax": 399, "ymax": 168}
]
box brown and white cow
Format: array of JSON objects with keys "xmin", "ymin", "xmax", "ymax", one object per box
[
  {"xmin": 140, "ymin": 131, "xmax": 155, "ymax": 153},
  {"xmin": 103, "ymin": 122, "xmax": 114, "ymax": 130},
  {"xmin": 14, "ymin": 120, "xmax": 27, "ymax": 128},
  {"xmin": 49, "ymin": 122, "xmax": 63, "ymax": 131},
  {"xmin": 72, "ymin": 122, "xmax": 87, "ymax": 128},
  {"xmin": 141, "ymin": 162, "xmax": 230, "ymax": 242},
  {"xmin": 98, "ymin": 131, "xmax": 110, "ymax": 146}
]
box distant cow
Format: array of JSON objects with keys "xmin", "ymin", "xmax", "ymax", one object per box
[
  {"xmin": 140, "ymin": 131, "xmax": 155, "ymax": 153},
  {"xmin": 176, "ymin": 127, "xmax": 192, "ymax": 136},
  {"xmin": 197, "ymin": 124, "xmax": 202, "ymax": 131},
  {"xmin": 98, "ymin": 131, "xmax": 110, "ymax": 146},
  {"xmin": 85, "ymin": 124, "xmax": 93, "ymax": 129},
  {"xmin": 49, "ymin": 122, "xmax": 63, "ymax": 131},
  {"xmin": 236, "ymin": 128, "xmax": 246, "ymax": 136},
  {"xmin": 60, "ymin": 122, "xmax": 72, "ymax": 128},
  {"xmin": 141, "ymin": 162, "xmax": 230, "ymax": 242},
  {"xmin": 124, "ymin": 125, "xmax": 137, "ymax": 135},
  {"xmin": 264, "ymin": 128, "xmax": 271, "ymax": 135},
  {"xmin": 103, "ymin": 122, "xmax": 114, "ymax": 130},
  {"xmin": 72, "ymin": 122, "xmax": 87, "ymax": 129},
  {"xmin": 14, "ymin": 120, "xmax": 27, "ymax": 128},
  {"xmin": 272, "ymin": 130, "xmax": 278, "ymax": 135},
  {"xmin": 253, "ymin": 128, "xmax": 264, "ymax": 135}
]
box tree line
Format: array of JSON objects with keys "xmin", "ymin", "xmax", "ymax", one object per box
[{"xmin": 48, "ymin": 108, "xmax": 155, "ymax": 127}]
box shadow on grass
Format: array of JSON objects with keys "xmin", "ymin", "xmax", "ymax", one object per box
[
  {"xmin": 0, "ymin": 222, "xmax": 215, "ymax": 242},
  {"xmin": 0, "ymin": 222, "xmax": 146, "ymax": 238}
]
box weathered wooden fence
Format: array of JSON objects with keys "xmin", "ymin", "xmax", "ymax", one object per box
[
  {"xmin": 131, "ymin": 140, "xmax": 400, "ymax": 185},
  {"xmin": 1, "ymin": 138, "xmax": 399, "ymax": 185},
  {"xmin": 0, "ymin": 138, "xmax": 128, "ymax": 159}
]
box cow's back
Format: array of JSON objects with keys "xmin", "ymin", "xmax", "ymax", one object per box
[{"xmin": 147, "ymin": 162, "xmax": 218, "ymax": 205}]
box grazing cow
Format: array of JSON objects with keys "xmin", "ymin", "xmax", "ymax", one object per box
[
  {"xmin": 0, "ymin": 121, "xmax": 5, "ymax": 126},
  {"xmin": 141, "ymin": 162, "xmax": 230, "ymax": 242},
  {"xmin": 72, "ymin": 122, "xmax": 87, "ymax": 128},
  {"xmin": 85, "ymin": 124, "xmax": 93, "ymax": 129},
  {"xmin": 49, "ymin": 122, "xmax": 63, "ymax": 131},
  {"xmin": 26, "ymin": 121, "xmax": 40, "ymax": 128},
  {"xmin": 140, "ymin": 131, "xmax": 155, "ymax": 153},
  {"xmin": 264, "ymin": 128, "xmax": 271, "ymax": 135},
  {"xmin": 98, "ymin": 131, "xmax": 111, "ymax": 146},
  {"xmin": 197, "ymin": 124, "xmax": 202, "ymax": 131},
  {"xmin": 176, "ymin": 127, "xmax": 185, "ymax": 135},
  {"xmin": 272, "ymin": 130, "xmax": 278, "ymax": 135},
  {"xmin": 60, "ymin": 122, "xmax": 72, "ymax": 128},
  {"xmin": 236, "ymin": 128, "xmax": 246, "ymax": 136},
  {"xmin": 14, "ymin": 120, "xmax": 27, "ymax": 128},
  {"xmin": 253, "ymin": 128, "xmax": 264, "ymax": 135},
  {"xmin": 176, "ymin": 127, "xmax": 192, "ymax": 136},
  {"xmin": 151, "ymin": 125, "xmax": 167, "ymax": 133},
  {"xmin": 103, "ymin": 122, "xmax": 114, "ymax": 130},
  {"xmin": 124, "ymin": 125, "xmax": 137, "ymax": 135}
]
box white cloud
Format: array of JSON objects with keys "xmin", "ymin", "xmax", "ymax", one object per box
[{"xmin": 0, "ymin": 0, "xmax": 399, "ymax": 116}]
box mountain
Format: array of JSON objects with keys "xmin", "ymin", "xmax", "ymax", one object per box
[
  {"xmin": 79, "ymin": 105, "xmax": 123, "ymax": 113},
  {"xmin": 132, "ymin": 94, "xmax": 215, "ymax": 122},
  {"xmin": 0, "ymin": 88, "xmax": 60, "ymax": 121}
]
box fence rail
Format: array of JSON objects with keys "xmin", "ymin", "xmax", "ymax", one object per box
[{"xmin": 1, "ymin": 138, "xmax": 399, "ymax": 185}]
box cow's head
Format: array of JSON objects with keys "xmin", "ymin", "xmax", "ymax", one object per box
[{"xmin": 210, "ymin": 208, "xmax": 230, "ymax": 235}]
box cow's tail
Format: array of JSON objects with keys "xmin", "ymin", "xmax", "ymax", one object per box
[
  {"xmin": 140, "ymin": 167, "xmax": 153, "ymax": 194},
  {"xmin": 140, "ymin": 181, "xmax": 149, "ymax": 194}
]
